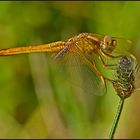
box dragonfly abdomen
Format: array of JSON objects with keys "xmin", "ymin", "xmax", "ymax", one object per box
[{"xmin": 0, "ymin": 41, "xmax": 65, "ymax": 56}]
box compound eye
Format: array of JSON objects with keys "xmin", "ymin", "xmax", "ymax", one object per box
[
  {"xmin": 103, "ymin": 35, "xmax": 112, "ymax": 45},
  {"xmin": 112, "ymin": 40, "xmax": 117, "ymax": 46}
]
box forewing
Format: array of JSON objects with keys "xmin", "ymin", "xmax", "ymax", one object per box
[
  {"xmin": 112, "ymin": 37, "xmax": 133, "ymax": 54},
  {"xmin": 50, "ymin": 49, "xmax": 107, "ymax": 97}
]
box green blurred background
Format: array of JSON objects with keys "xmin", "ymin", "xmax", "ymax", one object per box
[{"xmin": 0, "ymin": 1, "xmax": 140, "ymax": 139}]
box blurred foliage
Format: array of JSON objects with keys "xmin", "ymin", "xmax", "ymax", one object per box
[{"xmin": 0, "ymin": 1, "xmax": 140, "ymax": 139}]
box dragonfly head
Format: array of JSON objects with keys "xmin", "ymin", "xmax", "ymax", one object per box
[{"xmin": 101, "ymin": 35, "xmax": 117, "ymax": 53}]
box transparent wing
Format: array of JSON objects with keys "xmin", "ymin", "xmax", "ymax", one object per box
[
  {"xmin": 112, "ymin": 37, "xmax": 133, "ymax": 53},
  {"xmin": 49, "ymin": 49, "xmax": 107, "ymax": 97}
]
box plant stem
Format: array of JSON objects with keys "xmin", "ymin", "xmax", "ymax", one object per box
[{"xmin": 109, "ymin": 98, "xmax": 124, "ymax": 139}]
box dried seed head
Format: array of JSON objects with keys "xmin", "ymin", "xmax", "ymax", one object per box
[{"xmin": 112, "ymin": 56, "xmax": 137, "ymax": 99}]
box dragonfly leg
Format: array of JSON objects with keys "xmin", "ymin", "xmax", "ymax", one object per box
[
  {"xmin": 98, "ymin": 54, "xmax": 117, "ymax": 70},
  {"xmin": 135, "ymin": 62, "xmax": 139, "ymax": 73},
  {"xmin": 100, "ymin": 50, "xmax": 123, "ymax": 59},
  {"xmin": 129, "ymin": 54, "xmax": 138, "ymax": 72},
  {"xmin": 80, "ymin": 37, "xmax": 117, "ymax": 69},
  {"xmin": 101, "ymin": 49, "xmax": 137, "ymax": 61},
  {"xmin": 100, "ymin": 50, "xmax": 139, "ymax": 72}
]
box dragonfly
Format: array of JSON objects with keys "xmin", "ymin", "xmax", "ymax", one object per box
[{"xmin": 0, "ymin": 32, "xmax": 135, "ymax": 96}]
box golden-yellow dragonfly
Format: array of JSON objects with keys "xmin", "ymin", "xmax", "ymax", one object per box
[{"xmin": 0, "ymin": 32, "xmax": 134, "ymax": 95}]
